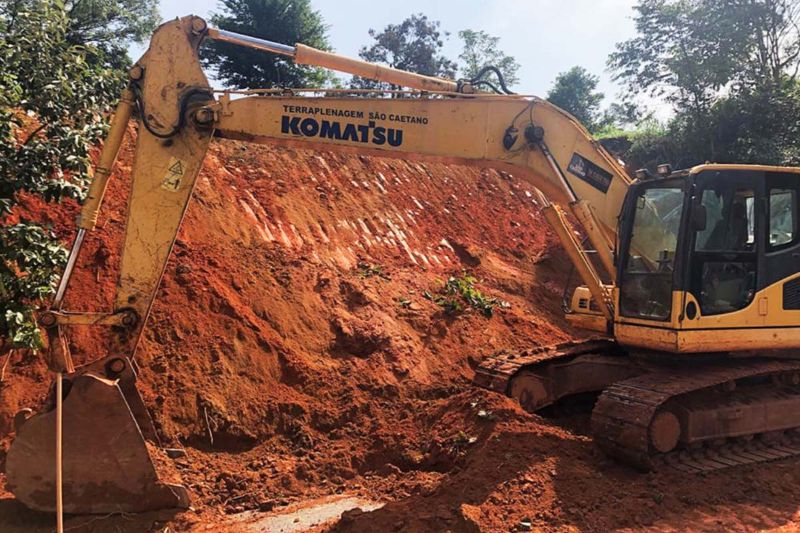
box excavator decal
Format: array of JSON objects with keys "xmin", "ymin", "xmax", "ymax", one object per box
[
  {"xmin": 161, "ymin": 158, "xmax": 187, "ymax": 191},
  {"xmin": 282, "ymin": 104, "xmax": 366, "ymax": 118},
  {"xmin": 280, "ymin": 115, "xmax": 405, "ymax": 146},
  {"xmin": 567, "ymin": 153, "xmax": 613, "ymax": 193}
]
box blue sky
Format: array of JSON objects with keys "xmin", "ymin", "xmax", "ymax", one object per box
[{"xmin": 134, "ymin": 0, "xmax": 639, "ymax": 100}]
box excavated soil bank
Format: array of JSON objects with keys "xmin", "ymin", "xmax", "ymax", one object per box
[{"xmin": 2, "ymin": 131, "xmax": 800, "ymax": 532}]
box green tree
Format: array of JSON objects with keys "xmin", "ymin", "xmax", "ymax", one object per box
[
  {"xmin": 457, "ymin": 29, "xmax": 519, "ymax": 87},
  {"xmin": 0, "ymin": 0, "xmax": 123, "ymax": 351},
  {"xmin": 546, "ymin": 66, "xmax": 605, "ymax": 132},
  {"xmin": 608, "ymin": 0, "xmax": 756, "ymax": 116},
  {"xmin": 203, "ymin": 0, "xmax": 332, "ymax": 89},
  {"xmin": 64, "ymin": 0, "xmax": 160, "ymax": 66},
  {"xmin": 706, "ymin": 80, "xmax": 800, "ymax": 165},
  {"xmin": 352, "ymin": 13, "xmax": 457, "ymax": 91},
  {"xmin": 609, "ymin": 0, "xmax": 800, "ymax": 168},
  {"xmin": 623, "ymin": 119, "xmax": 686, "ymax": 171},
  {"xmin": 739, "ymin": 0, "xmax": 800, "ymax": 88}
]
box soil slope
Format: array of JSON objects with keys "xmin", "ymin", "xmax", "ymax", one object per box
[{"xmin": 1, "ymin": 131, "xmax": 800, "ymax": 532}]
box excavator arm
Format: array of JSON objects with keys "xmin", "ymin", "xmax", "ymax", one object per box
[{"xmin": 7, "ymin": 15, "xmax": 631, "ymax": 513}]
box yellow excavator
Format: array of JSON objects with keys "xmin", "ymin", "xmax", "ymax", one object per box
[{"xmin": 7, "ymin": 15, "xmax": 800, "ymax": 513}]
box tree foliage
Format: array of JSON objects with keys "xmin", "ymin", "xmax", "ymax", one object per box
[
  {"xmin": 352, "ymin": 13, "xmax": 457, "ymax": 91},
  {"xmin": 203, "ymin": 0, "xmax": 332, "ymax": 89},
  {"xmin": 546, "ymin": 66, "xmax": 605, "ymax": 132},
  {"xmin": 710, "ymin": 80, "xmax": 800, "ymax": 164},
  {"xmin": 609, "ymin": 0, "xmax": 753, "ymax": 113},
  {"xmin": 457, "ymin": 29, "xmax": 520, "ymax": 87},
  {"xmin": 63, "ymin": 0, "xmax": 160, "ymax": 66},
  {"xmin": 0, "ymin": 0, "xmax": 123, "ymax": 350},
  {"xmin": 610, "ymin": 0, "xmax": 800, "ymax": 169}
]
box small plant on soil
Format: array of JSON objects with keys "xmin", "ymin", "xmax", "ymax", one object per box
[
  {"xmin": 427, "ymin": 272, "xmax": 510, "ymax": 317},
  {"xmin": 357, "ymin": 261, "xmax": 389, "ymax": 279}
]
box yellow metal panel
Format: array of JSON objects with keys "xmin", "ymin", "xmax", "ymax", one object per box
[
  {"xmin": 112, "ymin": 17, "xmax": 213, "ymax": 355},
  {"xmin": 680, "ymin": 274, "xmax": 800, "ymax": 329},
  {"xmin": 615, "ymin": 274, "xmax": 800, "ymax": 353},
  {"xmin": 615, "ymin": 321, "xmax": 800, "ymax": 353},
  {"xmin": 691, "ymin": 163, "xmax": 800, "ymax": 176},
  {"xmin": 215, "ymin": 95, "xmax": 631, "ymax": 236},
  {"xmin": 677, "ymin": 327, "xmax": 800, "ymax": 352},
  {"xmin": 614, "ymin": 323, "xmax": 679, "ymax": 352},
  {"xmin": 565, "ymin": 313, "xmax": 608, "ymax": 333}
]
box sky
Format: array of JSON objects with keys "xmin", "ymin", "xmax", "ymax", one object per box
[{"xmin": 132, "ymin": 0, "xmax": 640, "ymax": 102}]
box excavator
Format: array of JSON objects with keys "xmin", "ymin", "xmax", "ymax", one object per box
[{"xmin": 6, "ymin": 15, "xmax": 800, "ymax": 513}]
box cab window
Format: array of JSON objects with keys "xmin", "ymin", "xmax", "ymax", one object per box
[
  {"xmin": 769, "ymin": 188, "xmax": 797, "ymax": 248},
  {"xmin": 696, "ymin": 188, "xmax": 754, "ymax": 252},
  {"xmin": 619, "ymin": 185, "xmax": 685, "ymax": 321},
  {"xmin": 691, "ymin": 186, "xmax": 757, "ymax": 315}
]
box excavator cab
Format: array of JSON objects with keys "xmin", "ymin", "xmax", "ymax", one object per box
[
  {"xmin": 478, "ymin": 164, "xmax": 800, "ymax": 472},
  {"xmin": 614, "ymin": 165, "xmax": 800, "ymax": 353}
]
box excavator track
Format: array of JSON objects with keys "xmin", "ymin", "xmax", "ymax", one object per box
[
  {"xmin": 592, "ymin": 358, "xmax": 800, "ymax": 472},
  {"xmin": 474, "ymin": 338, "xmax": 647, "ymax": 415},
  {"xmin": 475, "ymin": 341, "xmax": 800, "ymax": 473},
  {"xmin": 473, "ymin": 338, "xmax": 621, "ymax": 394}
]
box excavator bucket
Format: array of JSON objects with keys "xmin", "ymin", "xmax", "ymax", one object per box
[{"xmin": 5, "ymin": 357, "xmax": 189, "ymax": 514}]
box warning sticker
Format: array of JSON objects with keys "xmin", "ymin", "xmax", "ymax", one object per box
[{"xmin": 161, "ymin": 157, "xmax": 186, "ymax": 191}]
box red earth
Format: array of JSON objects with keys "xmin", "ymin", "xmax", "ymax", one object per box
[{"xmin": 2, "ymin": 130, "xmax": 800, "ymax": 532}]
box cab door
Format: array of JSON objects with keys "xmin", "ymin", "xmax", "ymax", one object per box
[
  {"xmin": 617, "ymin": 179, "xmax": 688, "ymax": 322},
  {"xmin": 686, "ymin": 169, "xmax": 763, "ymax": 317},
  {"xmin": 761, "ymin": 172, "xmax": 800, "ymax": 304}
]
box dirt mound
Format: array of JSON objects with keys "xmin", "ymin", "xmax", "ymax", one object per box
[
  {"xmin": 0, "ymin": 129, "xmax": 569, "ymax": 520},
  {"xmin": 2, "ymin": 130, "xmax": 800, "ymax": 532}
]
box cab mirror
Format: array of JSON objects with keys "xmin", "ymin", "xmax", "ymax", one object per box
[{"xmin": 692, "ymin": 204, "xmax": 707, "ymax": 231}]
